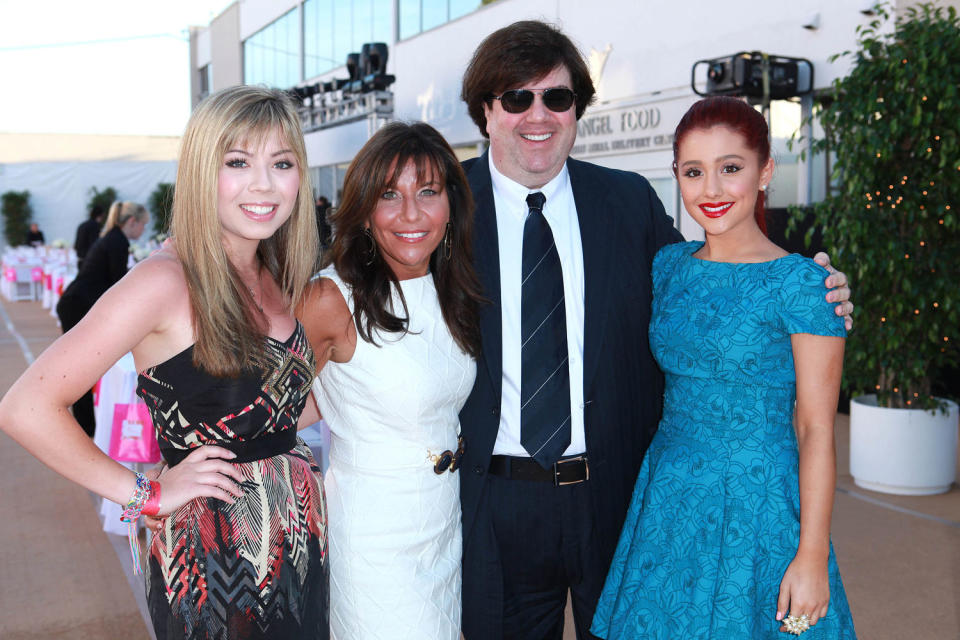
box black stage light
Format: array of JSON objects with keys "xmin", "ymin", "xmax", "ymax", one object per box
[{"xmin": 691, "ymin": 52, "xmax": 814, "ymax": 100}]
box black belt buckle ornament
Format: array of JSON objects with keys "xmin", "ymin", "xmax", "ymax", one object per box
[{"xmin": 431, "ymin": 435, "xmax": 465, "ymax": 474}]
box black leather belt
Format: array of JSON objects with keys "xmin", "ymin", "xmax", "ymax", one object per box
[
  {"xmin": 162, "ymin": 428, "xmax": 297, "ymax": 466},
  {"xmin": 488, "ymin": 454, "xmax": 589, "ymax": 486}
]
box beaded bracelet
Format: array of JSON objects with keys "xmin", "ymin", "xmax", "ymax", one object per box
[{"xmin": 120, "ymin": 472, "xmax": 157, "ymax": 575}]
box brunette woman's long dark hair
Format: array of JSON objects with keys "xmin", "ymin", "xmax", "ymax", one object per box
[
  {"xmin": 672, "ymin": 96, "xmax": 771, "ymax": 234},
  {"xmin": 325, "ymin": 122, "xmax": 483, "ymax": 358}
]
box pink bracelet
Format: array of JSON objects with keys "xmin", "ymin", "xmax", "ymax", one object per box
[{"xmin": 141, "ymin": 481, "xmax": 162, "ymax": 517}]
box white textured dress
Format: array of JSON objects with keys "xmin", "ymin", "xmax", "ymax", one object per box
[{"xmin": 313, "ymin": 267, "xmax": 476, "ymax": 639}]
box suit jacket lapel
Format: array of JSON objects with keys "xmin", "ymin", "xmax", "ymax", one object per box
[
  {"xmin": 569, "ymin": 159, "xmax": 615, "ymax": 397},
  {"xmin": 467, "ymin": 153, "xmax": 503, "ymax": 396}
]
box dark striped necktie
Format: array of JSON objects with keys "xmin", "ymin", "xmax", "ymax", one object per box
[{"xmin": 520, "ymin": 191, "xmax": 571, "ymax": 469}]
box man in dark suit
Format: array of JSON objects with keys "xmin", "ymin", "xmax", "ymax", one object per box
[
  {"xmin": 456, "ymin": 21, "xmax": 851, "ymax": 639},
  {"xmin": 74, "ymin": 204, "xmax": 105, "ymax": 268}
]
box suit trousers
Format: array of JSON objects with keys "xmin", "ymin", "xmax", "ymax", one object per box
[{"xmin": 462, "ymin": 466, "xmax": 605, "ymax": 640}]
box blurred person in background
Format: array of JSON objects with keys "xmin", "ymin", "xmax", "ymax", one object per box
[
  {"xmin": 25, "ymin": 222, "xmax": 45, "ymax": 247},
  {"xmin": 55, "ymin": 200, "xmax": 149, "ymax": 436},
  {"xmin": 74, "ymin": 203, "xmax": 106, "ymax": 267},
  {"xmin": 316, "ymin": 194, "xmax": 333, "ymax": 249}
]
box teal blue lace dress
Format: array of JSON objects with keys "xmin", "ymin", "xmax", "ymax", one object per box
[{"xmin": 591, "ymin": 241, "xmax": 856, "ymax": 639}]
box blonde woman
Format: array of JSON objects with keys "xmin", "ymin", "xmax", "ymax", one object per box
[
  {"xmin": 0, "ymin": 86, "xmax": 329, "ymax": 639},
  {"xmin": 55, "ymin": 200, "xmax": 150, "ymax": 435}
]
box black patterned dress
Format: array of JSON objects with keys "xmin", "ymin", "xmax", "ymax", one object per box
[{"xmin": 137, "ymin": 322, "xmax": 328, "ymax": 640}]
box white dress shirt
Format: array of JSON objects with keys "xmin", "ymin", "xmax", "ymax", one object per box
[{"xmin": 489, "ymin": 154, "xmax": 587, "ymax": 457}]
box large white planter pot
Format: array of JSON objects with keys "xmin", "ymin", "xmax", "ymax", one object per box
[{"xmin": 850, "ymin": 394, "xmax": 959, "ymax": 495}]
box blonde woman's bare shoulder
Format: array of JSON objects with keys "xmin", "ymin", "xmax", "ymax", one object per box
[{"xmin": 110, "ymin": 248, "xmax": 191, "ymax": 325}]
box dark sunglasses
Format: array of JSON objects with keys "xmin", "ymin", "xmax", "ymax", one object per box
[
  {"xmin": 488, "ymin": 88, "xmax": 576, "ymax": 114},
  {"xmin": 431, "ymin": 436, "xmax": 465, "ymax": 474}
]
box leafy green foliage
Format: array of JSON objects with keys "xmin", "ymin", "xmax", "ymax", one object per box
[
  {"xmin": 148, "ymin": 182, "xmax": 174, "ymax": 236},
  {"xmin": 803, "ymin": 3, "xmax": 959, "ymax": 409},
  {"xmin": 1, "ymin": 190, "xmax": 33, "ymax": 247},
  {"xmin": 87, "ymin": 186, "xmax": 117, "ymax": 217}
]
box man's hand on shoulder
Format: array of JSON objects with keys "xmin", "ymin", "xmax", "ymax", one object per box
[{"xmin": 813, "ymin": 252, "xmax": 854, "ymax": 331}]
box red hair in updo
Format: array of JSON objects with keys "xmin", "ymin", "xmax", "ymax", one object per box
[{"xmin": 672, "ymin": 96, "xmax": 771, "ymax": 234}]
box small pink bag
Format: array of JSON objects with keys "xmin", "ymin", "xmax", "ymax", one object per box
[{"xmin": 108, "ymin": 402, "xmax": 161, "ymax": 464}]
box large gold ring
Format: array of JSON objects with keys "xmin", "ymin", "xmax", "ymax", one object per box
[{"xmin": 784, "ymin": 614, "xmax": 810, "ymax": 635}]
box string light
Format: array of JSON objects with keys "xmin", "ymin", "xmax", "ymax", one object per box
[
  {"xmin": 922, "ymin": 95, "xmax": 928, "ymax": 101},
  {"xmin": 934, "ymin": 302, "xmax": 939, "ymax": 308},
  {"xmin": 881, "ymin": 316, "xmax": 886, "ymax": 322},
  {"xmin": 905, "ymin": 253, "xmax": 910, "ymax": 259},
  {"xmin": 914, "ymin": 309, "xmax": 920, "ymax": 314},
  {"xmin": 920, "ymin": 241, "xmax": 925, "ymax": 246}
]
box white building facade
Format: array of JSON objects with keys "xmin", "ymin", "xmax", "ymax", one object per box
[{"xmin": 189, "ymin": 0, "xmax": 951, "ymax": 239}]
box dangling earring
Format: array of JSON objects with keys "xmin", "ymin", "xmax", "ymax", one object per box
[
  {"xmin": 442, "ymin": 222, "xmax": 452, "ymax": 261},
  {"xmin": 363, "ymin": 227, "xmax": 377, "ymax": 266}
]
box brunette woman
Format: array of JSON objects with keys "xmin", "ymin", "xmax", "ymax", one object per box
[{"xmin": 297, "ymin": 121, "xmax": 484, "ymax": 639}]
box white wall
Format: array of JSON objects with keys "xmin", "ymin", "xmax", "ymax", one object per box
[
  {"xmin": 0, "ymin": 134, "xmax": 179, "ymax": 248},
  {"xmin": 0, "ymin": 161, "xmax": 175, "ymax": 248}
]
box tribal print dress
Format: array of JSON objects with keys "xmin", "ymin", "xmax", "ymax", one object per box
[{"xmin": 137, "ymin": 322, "xmax": 329, "ymax": 640}]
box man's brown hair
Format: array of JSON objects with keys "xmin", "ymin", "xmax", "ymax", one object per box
[{"xmin": 461, "ymin": 20, "xmax": 596, "ymax": 138}]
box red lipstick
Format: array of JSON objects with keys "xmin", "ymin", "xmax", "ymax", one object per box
[{"xmin": 699, "ymin": 202, "xmax": 734, "ymax": 218}]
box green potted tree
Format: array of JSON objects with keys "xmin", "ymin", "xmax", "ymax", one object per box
[
  {"xmin": 87, "ymin": 186, "xmax": 117, "ymax": 217},
  {"xmin": 148, "ymin": 182, "xmax": 174, "ymax": 238},
  {"xmin": 1, "ymin": 190, "xmax": 33, "ymax": 247},
  {"xmin": 802, "ymin": 3, "xmax": 959, "ymax": 494}
]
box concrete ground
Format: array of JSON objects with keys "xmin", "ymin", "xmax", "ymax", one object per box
[{"xmin": 0, "ymin": 298, "xmax": 957, "ymax": 639}]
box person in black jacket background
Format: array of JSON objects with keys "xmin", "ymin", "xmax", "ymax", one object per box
[
  {"xmin": 56, "ymin": 200, "xmax": 149, "ymax": 436},
  {"xmin": 73, "ymin": 204, "xmax": 106, "ymax": 268},
  {"xmin": 25, "ymin": 223, "xmax": 45, "ymax": 247}
]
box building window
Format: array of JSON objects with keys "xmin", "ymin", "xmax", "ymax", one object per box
[
  {"xmin": 244, "ymin": 8, "xmax": 301, "ymax": 88},
  {"xmin": 198, "ymin": 64, "xmax": 211, "ymax": 100},
  {"xmin": 304, "ymin": 0, "xmax": 392, "ymax": 78},
  {"xmin": 399, "ymin": 0, "xmax": 481, "ymax": 40}
]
